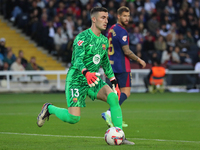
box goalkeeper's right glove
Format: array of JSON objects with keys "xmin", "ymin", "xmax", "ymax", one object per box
[
  {"xmin": 110, "ymin": 77, "xmax": 121, "ymax": 100},
  {"xmin": 82, "ymin": 69, "xmax": 100, "ymax": 87}
]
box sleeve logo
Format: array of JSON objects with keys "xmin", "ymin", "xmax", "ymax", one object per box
[
  {"xmin": 122, "ymin": 36, "xmax": 127, "ymax": 42},
  {"xmin": 77, "ymin": 40, "xmax": 84, "ymax": 46}
]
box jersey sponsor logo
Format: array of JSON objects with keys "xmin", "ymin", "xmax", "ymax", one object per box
[
  {"xmin": 102, "ymin": 44, "xmax": 106, "ymax": 50},
  {"xmin": 122, "ymin": 36, "xmax": 127, "ymax": 42},
  {"xmin": 77, "ymin": 40, "xmax": 84, "ymax": 46},
  {"xmin": 93, "ymin": 54, "xmax": 100, "ymax": 64}
]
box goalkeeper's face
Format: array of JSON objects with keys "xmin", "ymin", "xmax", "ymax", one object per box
[{"xmin": 95, "ymin": 12, "xmax": 109, "ymax": 31}]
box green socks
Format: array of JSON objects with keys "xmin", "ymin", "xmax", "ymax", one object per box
[
  {"xmin": 48, "ymin": 105, "xmax": 80, "ymax": 124},
  {"xmin": 107, "ymin": 92, "xmax": 123, "ymax": 129}
]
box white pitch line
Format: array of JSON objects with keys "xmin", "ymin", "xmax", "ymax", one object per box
[{"xmin": 0, "ymin": 132, "xmax": 200, "ymax": 144}]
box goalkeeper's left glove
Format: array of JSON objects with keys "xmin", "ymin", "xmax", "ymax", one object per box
[{"xmin": 110, "ymin": 77, "xmax": 121, "ymax": 100}]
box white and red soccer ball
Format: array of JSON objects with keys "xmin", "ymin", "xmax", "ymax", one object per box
[{"xmin": 104, "ymin": 127, "xmax": 125, "ymax": 145}]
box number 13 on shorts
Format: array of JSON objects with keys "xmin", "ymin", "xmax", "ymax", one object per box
[{"xmin": 71, "ymin": 88, "xmax": 79, "ymax": 97}]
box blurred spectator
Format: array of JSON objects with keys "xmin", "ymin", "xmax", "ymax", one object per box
[
  {"xmin": 156, "ymin": 0, "xmax": 166, "ymax": 13},
  {"xmin": 10, "ymin": 5, "xmax": 22, "ymax": 22},
  {"xmin": 161, "ymin": 46, "xmax": 173, "ymax": 64},
  {"xmin": 107, "ymin": 9, "xmax": 116, "ymax": 29},
  {"xmin": 143, "ymin": 33, "xmax": 155, "ymax": 53},
  {"xmin": 107, "ymin": 1, "xmax": 115, "ymax": 12},
  {"xmin": 177, "ymin": 9, "xmax": 185, "ymax": 21},
  {"xmin": 61, "ymin": 20, "xmax": 68, "ymax": 35},
  {"xmin": 3, "ymin": 50, "xmax": 15, "ymax": 68},
  {"xmin": 0, "ymin": 53, "xmax": 4, "ymax": 61},
  {"xmin": 181, "ymin": 0, "xmax": 189, "ymax": 12},
  {"xmin": 151, "ymin": 51, "xmax": 160, "ymax": 64},
  {"xmin": 56, "ymin": 2, "xmax": 66, "ymax": 16},
  {"xmin": 193, "ymin": 0, "xmax": 200, "ymax": 19},
  {"xmin": 166, "ymin": 25, "xmax": 177, "ymax": 47},
  {"xmin": 172, "ymin": 46, "xmax": 181, "ymax": 64},
  {"xmin": 29, "ymin": 0, "xmax": 42, "ymax": 19},
  {"xmin": 53, "ymin": 15, "xmax": 62, "ymax": 28},
  {"xmin": 0, "ymin": 58, "xmax": 3, "ymax": 67},
  {"xmin": 154, "ymin": 35, "xmax": 166, "ymax": 51},
  {"xmin": 187, "ymin": 12, "xmax": 197, "ymax": 30},
  {"xmin": 0, "ymin": 38, "xmax": 7, "ymax": 56},
  {"xmin": 44, "ymin": 21, "xmax": 55, "ymax": 54},
  {"xmin": 81, "ymin": 10, "xmax": 90, "ymax": 29},
  {"xmin": 18, "ymin": 50, "xmax": 28, "ymax": 68},
  {"xmin": 179, "ymin": 48, "xmax": 192, "ymax": 64},
  {"xmin": 165, "ymin": 0, "xmax": 175, "ymax": 15},
  {"xmin": 134, "ymin": 0, "xmax": 144, "ymax": 10},
  {"xmin": 65, "ymin": 15, "xmax": 74, "ymax": 40},
  {"xmin": 179, "ymin": 19, "xmax": 188, "ymax": 34},
  {"xmin": 54, "ymin": 27, "xmax": 68, "ymax": 59},
  {"xmin": 144, "ymin": 0, "xmax": 155, "ymax": 15},
  {"xmin": 162, "ymin": 15, "xmax": 171, "ymax": 30},
  {"xmin": 46, "ymin": 0, "xmax": 56, "ymax": 20},
  {"xmin": 185, "ymin": 28, "xmax": 195, "ymax": 44},
  {"xmin": 28, "ymin": 6, "xmax": 40, "ymax": 38},
  {"xmin": 134, "ymin": 43, "xmax": 146, "ymax": 62},
  {"xmin": 0, "ymin": 62, "xmax": 9, "ymax": 80},
  {"xmin": 193, "ymin": 30, "xmax": 200, "ymax": 43},
  {"xmin": 37, "ymin": 0, "xmax": 45, "ymax": 9},
  {"xmin": 67, "ymin": 1, "xmax": 81, "ymax": 18},
  {"xmin": 41, "ymin": 13, "xmax": 48, "ymax": 27},
  {"xmin": 74, "ymin": 18, "xmax": 84, "ymax": 35},
  {"xmin": 10, "ymin": 57, "xmax": 25, "ymax": 80},
  {"xmin": 80, "ymin": 0, "xmax": 90, "ymax": 6},
  {"xmin": 7, "ymin": 47, "xmax": 16, "ymax": 61},
  {"xmin": 176, "ymin": 33, "xmax": 190, "ymax": 50},
  {"xmin": 147, "ymin": 13, "xmax": 159, "ymax": 35},
  {"xmin": 26, "ymin": 56, "xmax": 44, "ymax": 70},
  {"xmin": 138, "ymin": 14, "xmax": 146, "ymax": 26},
  {"xmin": 129, "ymin": 26, "xmax": 144, "ymax": 52},
  {"xmin": 159, "ymin": 23, "xmax": 170, "ymax": 37}
]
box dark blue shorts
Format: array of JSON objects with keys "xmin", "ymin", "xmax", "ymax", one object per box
[{"xmin": 114, "ymin": 72, "xmax": 132, "ymax": 88}]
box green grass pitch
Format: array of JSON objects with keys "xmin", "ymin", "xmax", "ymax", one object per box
[{"xmin": 0, "ymin": 92, "xmax": 200, "ymax": 150}]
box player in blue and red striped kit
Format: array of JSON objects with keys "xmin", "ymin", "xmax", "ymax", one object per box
[{"xmin": 102, "ymin": 6, "xmax": 146, "ymax": 127}]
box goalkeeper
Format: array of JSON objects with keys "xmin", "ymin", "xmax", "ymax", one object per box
[{"xmin": 37, "ymin": 7, "xmax": 134, "ymax": 145}]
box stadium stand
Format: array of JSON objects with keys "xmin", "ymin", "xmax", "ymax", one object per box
[
  {"xmin": 0, "ymin": 18, "xmax": 66, "ymax": 80},
  {"xmin": 0, "ymin": 0, "xmax": 200, "ymax": 84}
]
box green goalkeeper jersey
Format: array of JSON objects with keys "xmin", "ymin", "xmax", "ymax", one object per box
[{"xmin": 66, "ymin": 28, "xmax": 114, "ymax": 85}]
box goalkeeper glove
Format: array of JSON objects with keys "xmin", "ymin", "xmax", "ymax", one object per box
[
  {"xmin": 110, "ymin": 77, "xmax": 121, "ymax": 100},
  {"xmin": 82, "ymin": 69, "xmax": 100, "ymax": 87}
]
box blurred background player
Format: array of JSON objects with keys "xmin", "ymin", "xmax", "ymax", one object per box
[
  {"xmin": 143, "ymin": 59, "xmax": 166, "ymax": 93},
  {"xmin": 102, "ymin": 6, "xmax": 146, "ymax": 127},
  {"xmin": 37, "ymin": 7, "xmax": 134, "ymax": 145}
]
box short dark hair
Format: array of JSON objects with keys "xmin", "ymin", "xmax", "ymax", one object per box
[
  {"xmin": 117, "ymin": 6, "xmax": 130, "ymax": 15},
  {"xmin": 90, "ymin": 7, "xmax": 108, "ymax": 17}
]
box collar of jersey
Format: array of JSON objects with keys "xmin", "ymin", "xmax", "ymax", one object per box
[
  {"xmin": 116, "ymin": 23, "xmax": 126, "ymax": 30},
  {"xmin": 89, "ymin": 28, "xmax": 101, "ymax": 38}
]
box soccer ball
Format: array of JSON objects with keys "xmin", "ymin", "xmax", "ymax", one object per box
[{"xmin": 104, "ymin": 127, "xmax": 125, "ymax": 145}]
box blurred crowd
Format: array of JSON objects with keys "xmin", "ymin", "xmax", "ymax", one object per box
[
  {"xmin": 0, "ymin": 37, "xmax": 44, "ymax": 80},
  {"xmin": 0, "ymin": 0, "xmax": 200, "ymax": 70}
]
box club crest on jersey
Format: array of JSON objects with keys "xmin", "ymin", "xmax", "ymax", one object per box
[
  {"xmin": 73, "ymin": 98, "xmax": 77, "ymax": 103},
  {"xmin": 93, "ymin": 54, "xmax": 100, "ymax": 65},
  {"xmin": 102, "ymin": 44, "xmax": 106, "ymax": 50},
  {"xmin": 77, "ymin": 40, "xmax": 84, "ymax": 46},
  {"xmin": 122, "ymin": 36, "xmax": 127, "ymax": 42}
]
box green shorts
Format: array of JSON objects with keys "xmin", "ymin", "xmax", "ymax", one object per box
[{"xmin": 65, "ymin": 78, "xmax": 107, "ymax": 107}]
